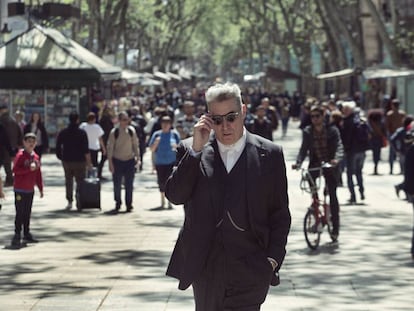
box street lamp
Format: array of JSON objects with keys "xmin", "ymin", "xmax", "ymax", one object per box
[
  {"xmin": 1, "ymin": 23, "xmax": 11, "ymax": 34},
  {"xmin": 0, "ymin": 23, "xmax": 12, "ymax": 45}
]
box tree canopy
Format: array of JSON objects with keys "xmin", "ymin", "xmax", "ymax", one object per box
[{"xmin": 54, "ymin": 0, "xmax": 413, "ymax": 88}]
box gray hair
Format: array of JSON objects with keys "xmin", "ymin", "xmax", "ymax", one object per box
[
  {"xmin": 205, "ymin": 82, "xmax": 243, "ymax": 110},
  {"xmin": 342, "ymin": 100, "xmax": 356, "ymax": 111}
]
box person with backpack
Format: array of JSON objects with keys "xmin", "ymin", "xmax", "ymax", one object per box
[
  {"xmin": 341, "ymin": 101, "xmax": 369, "ymax": 204},
  {"xmin": 106, "ymin": 111, "xmax": 140, "ymax": 214}
]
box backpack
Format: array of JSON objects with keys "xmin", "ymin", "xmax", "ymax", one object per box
[{"xmin": 354, "ymin": 118, "xmax": 371, "ymax": 151}]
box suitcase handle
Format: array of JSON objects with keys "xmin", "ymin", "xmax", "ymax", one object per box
[{"xmin": 86, "ymin": 167, "xmax": 98, "ymax": 179}]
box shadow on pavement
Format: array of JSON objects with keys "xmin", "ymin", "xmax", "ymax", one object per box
[
  {"xmin": 0, "ymin": 259, "xmax": 108, "ymax": 297},
  {"xmin": 137, "ymin": 218, "xmax": 182, "ymax": 229},
  {"xmin": 77, "ymin": 249, "xmax": 170, "ymax": 270}
]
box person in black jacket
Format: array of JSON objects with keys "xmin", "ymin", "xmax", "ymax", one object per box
[
  {"xmin": 0, "ymin": 122, "xmax": 13, "ymax": 186},
  {"xmin": 0, "ymin": 104, "xmax": 22, "ymax": 186},
  {"xmin": 23, "ymin": 112, "xmax": 49, "ymax": 159},
  {"xmin": 55, "ymin": 112, "xmax": 91, "ymax": 210},
  {"xmin": 97, "ymin": 106, "xmax": 114, "ymax": 180},
  {"xmin": 294, "ymin": 104, "xmax": 344, "ymax": 240},
  {"xmin": 246, "ymin": 105, "xmax": 273, "ymax": 141},
  {"xmin": 403, "ymin": 126, "xmax": 414, "ymax": 260},
  {"xmin": 341, "ymin": 101, "xmax": 368, "ymax": 204}
]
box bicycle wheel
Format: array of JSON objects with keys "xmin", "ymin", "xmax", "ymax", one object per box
[{"xmin": 303, "ymin": 208, "xmax": 321, "ymax": 250}]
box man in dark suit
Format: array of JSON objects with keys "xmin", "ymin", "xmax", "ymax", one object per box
[{"xmin": 165, "ymin": 82, "xmax": 291, "ymax": 310}]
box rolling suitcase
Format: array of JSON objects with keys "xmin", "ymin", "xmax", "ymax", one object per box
[{"xmin": 77, "ymin": 168, "xmax": 101, "ymax": 211}]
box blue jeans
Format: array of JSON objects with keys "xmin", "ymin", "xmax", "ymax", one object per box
[
  {"xmin": 112, "ymin": 158, "xmax": 136, "ymax": 207},
  {"xmin": 346, "ymin": 151, "xmax": 366, "ymax": 200}
]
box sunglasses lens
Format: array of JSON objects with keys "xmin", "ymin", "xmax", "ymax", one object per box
[
  {"xmin": 211, "ymin": 112, "xmax": 239, "ymax": 125},
  {"xmin": 226, "ymin": 114, "xmax": 237, "ymax": 122},
  {"xmin": 211, "ymin": 116, "xmax": 222, "ymax": 125}
]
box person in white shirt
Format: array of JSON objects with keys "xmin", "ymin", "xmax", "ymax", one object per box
[{"xmin": 79, "ymin": 112, "xmax": 106, "ymax": 168}]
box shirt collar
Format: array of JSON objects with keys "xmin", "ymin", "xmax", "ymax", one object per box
[{"xmin": 217, "ymin": 128, "xmax": 247, "ymax": 153}]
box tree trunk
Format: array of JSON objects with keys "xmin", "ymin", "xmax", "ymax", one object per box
[
  {"xmin": 315, "ymin": 0, "xmax": 347, "ymax": 71},
  {"xmin": 323, "ymin": 0, "xmax": 365, "ymax": 68},
  {"xmin": 364, "ymin": 0, "xmax": 401, "ymax": 66}
]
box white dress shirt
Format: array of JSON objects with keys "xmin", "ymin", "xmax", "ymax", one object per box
[{"xmin": 217, "ymin": 128, "xmax": 247, "ymax": 173}]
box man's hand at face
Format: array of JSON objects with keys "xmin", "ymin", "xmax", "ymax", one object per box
[{"xmin": 192, "ymin": 114, "xmax": 214, "ymax": 152}]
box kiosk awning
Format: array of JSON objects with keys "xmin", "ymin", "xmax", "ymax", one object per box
[
  {"xmin": 0, "ymin": 24, "xmax": 121, "ymax": 88},
  {"xmin": 316, "ymin": 68, "xmax": 356, "ymax": 80}
]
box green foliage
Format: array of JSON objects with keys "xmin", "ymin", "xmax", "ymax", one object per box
[{"xmin": 48, "ymin": 0, "xmax": 412, "ymax": 77}]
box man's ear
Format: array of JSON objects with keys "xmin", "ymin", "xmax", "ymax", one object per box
[{"xmin": 242, "ymin": 104, "xmax": 247, "ymax": 117}]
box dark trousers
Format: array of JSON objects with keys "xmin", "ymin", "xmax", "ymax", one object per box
[
  {"xmin": 325, "ymin": 172, "xmax": 340, "ymax": 235},
  {"xmin": 389, "ymin": 140, "xmax": 397, "ymax": 173},
  {"xmin": 155, "ymin": 163, "xmax": 174, "ymax": 192},
  {"xmin": 371, "ymin": 137, "xmax": 382, "ymax": 173},
  {"xmin": 311, "ymin": 169, "xmax": 340, "ymax": 235},
  {"xmin": 62, "ymin": 161, "xmax": 86, "ymax": 203},
  {"xmin": 90, "ymin": 149, "xmax": 99, "ymax": 167},
  {"xmin": 112, "ymin": 158, "xmax": 135, "ymax": 207},
  {"xmin": 34, "ymin": 145, "xmax": 44, "ymax": 159},
  {"xmin": 192, "ymin": 238, "xmax": 271, "ymax": 311},
  {"xmin": 97, "ymin": 153, "xmax": 107, "ymax": 178},
  {"xmin": 411, "ymin": 196, "xmax": 414, "ymax": 256},
  {"xmin": 1, "ymin": 151, "xmax": 13, "ymax": 184},
  {"xmin": 14, "ymin": 191, "xmax": 34, "ymax": 236}
]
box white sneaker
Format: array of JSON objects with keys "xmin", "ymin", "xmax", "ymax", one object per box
[{"xmin": 66, "ymin": 202, "xmax": 73, "ymax": 210}]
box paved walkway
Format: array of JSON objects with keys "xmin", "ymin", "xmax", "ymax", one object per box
[{"xmin": 0, "ymin": 121, "xmax": 413, "ymax": 311}]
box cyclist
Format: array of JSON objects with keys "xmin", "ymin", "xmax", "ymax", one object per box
[{"xmin": 293, "ymin": 105, "xmax": 344, "ymax": 240}]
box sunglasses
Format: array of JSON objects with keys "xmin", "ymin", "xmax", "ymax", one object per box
[
  {"xmin": 311, "ymin": 114, "xmax": 322, "ymax": 119},
  {"xmin": 210, "ymin": 111, "xmax": 240, "ymax": 125}
]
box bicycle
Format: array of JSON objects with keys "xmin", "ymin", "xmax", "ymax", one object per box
[{"xmin": 293, "ymin": 163, "xmax": 336, "ymax": 250}]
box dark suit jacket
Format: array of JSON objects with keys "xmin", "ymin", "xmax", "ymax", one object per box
[
  {"xmin": 405, "ymin": 143, "xmax": 414, "ymax": 195},
  {"xmin": 165, "ymin": 131, "xmax": 291, "ymax": 290}
]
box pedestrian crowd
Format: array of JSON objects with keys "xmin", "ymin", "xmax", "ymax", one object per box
[{"xmin": 0, "ymin": 84, "xmax": 413, "ymax": 279}]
